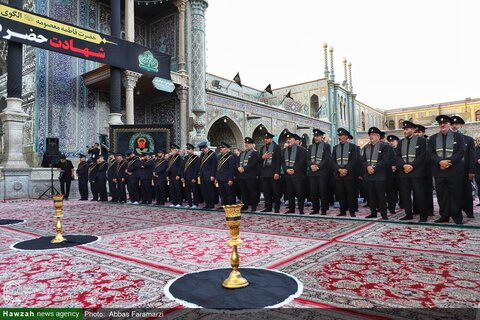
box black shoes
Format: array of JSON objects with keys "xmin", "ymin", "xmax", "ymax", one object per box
[
  {"xmin": 337, "ymin": 212, "xmax": 347, "ymax": 217},
  {"xmin": 310, "ymin": 211, "xmax": 319, "ymax": 215},
  {"xmin": 285, "ymin": 210, "xmax": 295, "ymax": 214},
  {"xmin": 418, "ymin": 218, "xmax": 428, "ymax": 222},
  {"xmin": 434, "ymin": 218, "xmax": 449, "ymax": 223},
  {"xmin": 261, "ymin": 208, "xmax": 272, "ymax": 213},
  {"xmin": 399, "ymin": 216, "xmax": 413, "ymax": 221},
  {"xmin": 365, "ymin": 214, "xmax": 377, "ymax": 218}
]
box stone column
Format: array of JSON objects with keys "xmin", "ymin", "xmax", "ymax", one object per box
[
  {"xmin": 109, "ymin": 0, "xmax": 123, "ymax": 126},
  {"xmin": 176, "ymin": 85, "xmax": 188, "ymax": 146},
  {"xmin": 190, "ymin": 0, "xmax": 208, "ymax": 144},
  {"xmin": 122, "ymin": 71, "xmax": 142, "ymax": 125},
  {"xmin": 125, "ymin": 0, "xmax": 135, "ymax": 42},
  {"xmin": 176, "ymin": 0, "xmax": 187, "ymax": 74}
]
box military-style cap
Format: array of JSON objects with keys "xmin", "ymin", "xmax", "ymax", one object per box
[
  {"xmin": 284, "ymin": 130, "xmax": 294, "ymax": 139},
  {"xmin": 157, "ymin": 148, "xmax": 166, "ymax": 154},
  {"xmin": 387, "ymin": 135, "xmax": 399, "ymax": 142},
  {"xmin": 197, "ymin": 141, "xmax": 208, "ymax": 149},
  {"xmin": 78, "ymin": 153, "xmax": 86, "ymax": 158},
  {"xmin": 244, "ymin": 137, "xmax": 255, "ymax": 144},
  {"xmin": 170, "ymin": 143, "xmax": 180, "ymax": 149},
  {"xmin": 59, "ymin": 154, "xmax": 66, "ymax": 159},
  {"xmin": 220, "ymin": 141, "xmax": 231, "ymax": 148},
  {"xmin": 108, "ymin": 151, "xmax": 115, "ymax": 155},
  {"xmin": 293, "ymin": 134, "xmax": 302, "ymax": 141},
  {"xmin": 415, "ymin": 124, "xmax": 426, "ymax": 133},
  {"xmin": 186, "ymin": 143, "xmax": 195, "ymax": 150},
  {"xmin": 450, "ymin": 115, "xmax": 465, "ymax": 125},
  {"xmin": 436, "ymin": 115, "xmax": 452, "ymax": 124},
  {"xmin": 348, "ymin": 134, "xmax": 354, "ymax": 140},
  {"xmin": 402, "ymin": 120, "xmax": 416, "ymax": 129},
  {"xmin": 368, "ymin": 127, "xmax": 382, "ymax": 135},
  {"xmin": 380, "ymin": 131, "xmax": 387, "ymax": 139},
  {"xmin": 146, "ymin": 152, "xmax": 153, "ymax": 156},
  {"xmin": 313, "ymin": 129, "xmax": 325, "ymax": 136},
  {"xmin": 337, "ymin": 128, "xmax": 350, "ymax": 136},
  {"xmin": 125, "ymin": 149, "xmax": 134, "ymax": 155},
  {"xmin": 263, "ymin": 131, "xmax": 275, "ymax": 138},
  {"xmin": 115, "ymin": 152, "xmax": 124, "ymax": 157}
]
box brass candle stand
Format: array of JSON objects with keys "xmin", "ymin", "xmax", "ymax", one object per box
[
  {"xmin": 222, "ymin": 204, "xmax": 249, "ymax": 289},
  {"xmin": 51, "ymin": 194, "xmax": 67, "ymax": 244}
]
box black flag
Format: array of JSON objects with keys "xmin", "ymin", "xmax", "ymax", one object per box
[
  {"xmin": 280, "ymin": 90, "xmax": 293, "ymax": 104},
  {"xmin": 265, "ymin": 84, "xmax": 273, "ymax": 95},
  {"xmin": 233, "ymin": 72, "xmax": 242, "ymax": 87}
]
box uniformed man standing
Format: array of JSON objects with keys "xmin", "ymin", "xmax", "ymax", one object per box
[
  {"xmin": 307, "ymin": 129, "xmax": 331, "ymax": 215},
  {"xmin": 396, "ymin": 121, "xmax": 428, "ymax": 222},
  {"xmin": 259, "ymin": 131, "xmax": 282, "ymax": 213},
  {"xmin": 386, "ymin": 135, "xmax": 400, "ymax": 213},
  {"xmin": 96, "ymin": 155, "xmax": 108, "ymax": 201},
  {"xmin": 126, "ymin": 150, "xmax": 141, "ymax": 204},
  {"xmin": 115, "ymin": 152, "xmax": 127, "ymax": 203},
  {"xmin": 198, "ymin": 142, "xmax": 217, "ymax": 209},
  {"xmin": 88, "ymin": 143, "xmax": 100, "ymax": 162},
  {"xmin": 415, "ymin": 124, "xmax": 434, "ymax": 216},
  {"xmin": 139, "ymin": 153, "xmax": 154, "ymax": 204},
  {"xmin": 56, "ymin": 154, "xmax": 74, "ymax": 200},
  {"xmin": 107, "ymin": 152, "xmax": 118, "ymax": 202},
  {"xmin": 183, "ymin": 143, "xmax": 200, "ymax": 208},
  {"xmin": 362, "ymin": 127, "xmax": 390, "ymax": 220},
  {"xmin": 331, "ymin": 128, "xmax": 358, "ymax": 217},
  {"xmin": 475, "ymin": 137, "xmax": 480, "ymax": 205},
  {"xmin": 153, "ymin": 149, "xmax": 168, "ymax": 205},
  {"xmin": 282, "ymin": 131, "xmax": 307, "ymax": 214},
  {"xmin": 450, "ymin": 115, "xmax": 475, "ymax": 219},
  {"xmin": 76, "ymin": 153, "xmax": 89, "ymax": 200},
  {"xmin": 428, "ymin": 115, "xmax": 465, "ymax": 224},
  {"xmin": 167, "ymin": 143, "xmax": 184, "ymax": 207},
  {"xmin": 216, "ymin": 141, "xmax": 237, "ymax": 206},
  {"xmin": 88, "ymin": 159, "xmax": 98, "ymax": 201},
  {"xmin": 237, "ymin": 137, "xmax": 261, "ymax": 211}
]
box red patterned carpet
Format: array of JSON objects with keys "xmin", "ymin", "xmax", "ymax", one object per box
[{"xmin": 0, "ymin": 199, "xmax": 479, "ymax": 319}]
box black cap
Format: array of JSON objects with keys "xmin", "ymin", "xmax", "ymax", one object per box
[
  {"xmin": 450, "ymin": 115, "xmax": 465, "ymax": 125},
  {"xmin": 59, "ymin": 154, "xmax": 66, "ymax": 159},
  {"xmin": 313, "ymin": 129, "xmax": 325, "ymax": 136},
  {"xmin": 415, "ymin": 124, "xmax": 426, "ymax": 133},
  {"xmin": 387, "ymin": 135, "xmax": 399, "ymax": 142},
  {"xmin": 220, "ymin": 141, "xmax": 231, "ymax": 148},
  {"xmin": 244, "ymin": 137, "xmax": 255, "ymax": 144},
  {"xmin": 157, "ymin": 148, "xmax": 166, "ymax": 154},
  {"xmin": 436, "ymin": 115, "xmax": 452, "ymax": 124},
  {"xmin": 115, "ymin": 152, "xmax": 124, "ymax": 157},
  {"xmin": 263, "ymin": 131, "xmax": 275, "ymax": 138},
  {"xmin": 126, "ymin": 149, "xmax": 134, "ymax": 156},
  {"xmin": 197, "ymin": 141, "xmax": 208, "ymax": 149},
  {"xmin": 170, "ymin": 143, "xmax": 180, "ymax": 149},
  {"xmin": 186, "ymin": 143, "xmax": 195, "ymax": 150},
  {"xmin": 380, "ymin": 131, "xmax": 387, "ymax": 139},
  {"xmin": 146, "ymin": 152, "xmax": 153, "ymax": 156},
  {"xmin": 108, "ymin": 151, "xmax": 115, "ymax": 155},
  {"xmin": 293, "ymin": 134, "xmax": 302, "ymax": 141},
  {"xmin": 368, "ymin": 127, "xmax": 382, "ymax": 135},
  {"xmin": 78, "ymin": 153, "xmax": 86, "ymax": 158},
  {"xmin": 402, "ymin": 120, "xmax": 416, "ymax": 129},
  {"xmin": 284, "ymin": 130, "xmax": 294, "ymax": 139},
  {"xmin": 348, "ymin": 134, "xmax": 354, "ymax": 140},
  {"xmin": 337, "ymin": 128, "xmax": 350, "ymax": 136}
]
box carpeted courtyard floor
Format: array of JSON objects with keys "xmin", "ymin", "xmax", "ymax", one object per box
[{"xmin": 0, "ymin": 199, "xmax": 479, "ymax": 319}]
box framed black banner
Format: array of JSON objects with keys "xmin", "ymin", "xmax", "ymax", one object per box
[
  {"xmin": 110, "ymin": 125, "xmax": 173, "ymax": 155},
  {"xmin": 0, "ymin": 3, "xmax": 171, "ymax": 79}
]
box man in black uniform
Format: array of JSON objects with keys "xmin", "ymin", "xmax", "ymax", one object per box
[
  {"xmin": 386, "ymin": 135, "xmax": 400, "ymax": 213},
  {"xmin": 126, "ymin": 150, "xmax": 141, "ymax": 204},
  {"xmin": 428, "ymin": 115, "xmax": 465, "ymax": 224},
  {"xmin": 475, "ymin": 137, "xmax": 480, "ymax": 205},
  {"xmin": 362, "ymin": 127, "xmax": 390, "ymax": 220},
  {"xmin": 115, "ymin": 152, "xmax": 127, "ymax": 203},
  {"xmin": 282, "ymin": 131, "xmax": 307, "ymax": 214},
  {"xmin": 139, "ymin": 152, "xmax": 154, "ymax": 204},
  {"xmin": 56, "ymin": 154, "xmax": 74, "ymax": 200},
  {"xmin": 198, "ymin": 141, "xmax": 217, "ymax": 209},
  {"xmin": 88, "ymin": 159, "xmax": 98, "ymax": 201},
  {"xmin": 183, "ymin": 143, "xmax": 200, "ymax": 208},
  {"xmin": 96, "ymin": 155, "xmax": 108, "ymax": 202},
  {"xmin": 331, "ymin": 128, "xmax": 358, "ymax": 217},
  {"xmin": 76, "ymin": 153, "xmax": 89, "ymax": 200},
  {"xmin": 167, "ymin": 143, "xmax": 184, "ymax": 207},
  {"xmin": 396, "ymin": 121, "xmax": 428, "ymax": 222},
  {"xmin": 259, "ymin": 131, "xmax": 282, "ymax": 213},
  {"xmin": 107, "ymin": 152, "xmax": 118, "ymax": 202},
  {"xmin": 237, "ymin": 137, "xmax": 261, "ymax": 212},
  {"xmin": 88, "ymin": 143, "xmax": 100, "ymax": 162},
  {"xmin": 450, "ymin": 115, "xmax": 475, "ymax": 219},
  {"xmin": 215, "ymin": 141, "xmax": 237, "ymax": 206},
  {"xmin": 415, "ymin": 124, "xmax": 434, "ymax": 216},
  {"xmin": 307, "ymin": 129, "xmax": 331, "ymax": 215},
  {"xmin": 153, "ymin": 149, "xmax": 168, "ymax": 205}
]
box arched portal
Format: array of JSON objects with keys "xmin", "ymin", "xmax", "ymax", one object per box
[
  {"xmin": 278, "ymin": 129, "xmax": 289, "ymax": 147},
  {"xmin": 207, "ymin": 117, "xmax": 243, "ymax": 148},
  {"xmin": 252, "ymin": 124, "xmax": 266, "ymax": 150}
]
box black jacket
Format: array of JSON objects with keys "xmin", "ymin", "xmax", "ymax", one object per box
[
  {"xmin": 281, "ymin": 145, "xmax": 307, "ymax": 179},
  {"xmin": 428, "ymin": 131, "xmax": 465, "ymax": 177},
  {"xmin": 361, "ymin": 142, "xmax": 390, "ymax": 181},
  {"xmin": 331, "ymin": 142, "xmax": 358, "ymax": 180},
  {"xmin": 259, "ymin": 143, "xmax": 282, "ymax": 178},
  {"xmin": 307, "ymin": 142, "xmax": 331, "ymax": 177},
  {"xmin": 396, "ymin": 136, "xmax": 427, "ymax": 179}
]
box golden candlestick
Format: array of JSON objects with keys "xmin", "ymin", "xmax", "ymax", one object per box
[
  {"xmin": 51, "ymin": 194, "xmax": 67, "ymax": 244},
  {"xmin": 222, "ymin": 204, "xmax": 249, "ymax": 289}
]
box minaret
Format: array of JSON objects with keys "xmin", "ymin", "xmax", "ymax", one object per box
[
  {"xmin": 323, "ymin": 42, "xmax": 329, "ymax": 79},
  {"xmin": 348, "ymin": 61, "xmax": 353, "ymax": 92},
  {"xmin": 329, "ymin": 47, "xmax": 335, "ymax": 82},
  {"xmin": 343, "ymin": 57, "xmax": 348, "ymax": 90}
]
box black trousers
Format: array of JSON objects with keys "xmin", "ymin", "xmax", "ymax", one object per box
[
  {"xmin": 399, "ymin": 177, "xmax": 426, "ymax": 218},
  {"xmin": 116, "ymin": 179, "xmax": 126, "ymax": 202},
  {"xmin": 169, "ymin": 177, "xmax": 183, "ymax": 205},
  {"xmin": 108, "ymin": 179, "xmax": 117, "ymax": 201},
  {"xmin": 285, "ymin": 175, "xmax": 305, "ymax": 212},
  {"xmin": 261, "ymin": 177, "xmax": 281, "ymax": 211},
  {"xmin": 435, "ymin": 176, "xmax": 463, "ymax": 222},
  {"xmin": 59, "ymin": 178, "xmax": 72, "ymax": 199},
  {"xmin": 309, "ymin": 176, "xmax": 329, "ymax": 213},
  {"xmin": 366, "ymin": 180, "xmax": 387, "ymax": 216},
  {"xmin": 335, "ymin": 178, "xmax": 357, "ymax": 215},
  {"xmin": 238, "ymin": 178, "xmax": 260, "ymax": 208},
  {"xmin": 475, "ymin": 175, "xmax": 480, "ymax": 201},
  {"xmin": 78, "ymin": 177, "xmax": 88, "ymax": 200},
  {"xmin": 218, "ymin": 180, "xmax": 235, "ymax": 205},
  {"xmin": 140, "ymin": 179, "xmax": 153, "ymax": 203},
  {"xmin": 462, "ymin": 175, "xmax": 473, "ymax": 217},
  {"xmin": 185, "ymin": 179, "xmax": 200, "ymax": 206},
  {"xmin": 90, "ymin": 180, "xmax": 98, "ymax": 200},
  {"xmin": 386, "ymin": 174, "xmax": 399, "ymax": 212},
  {"xmin": 96, "ymin": 178, "xmax": 107, "ymax": 201},
  {"xmin": 200, "ymin": 178, "xmax": 215, "ymax": 208},
  {"xmin": 127, "ymin": 177, "xmax": 140, "ymax": 202},
  {"xmin": 154, "ymin": 178, "xmax": 166, "ymax": 204},
  {"xmin": 419, "ymin": 175, "xmax": 434, "ymax": 215}
]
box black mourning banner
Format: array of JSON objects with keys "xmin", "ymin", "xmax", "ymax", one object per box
[
  {"xmin": 110, "ymin": 125, "xmax": 173, "ymax": 155},
  {"xmin": 0, "ymin": 3, "xmax": 171, "ymax": 79}
]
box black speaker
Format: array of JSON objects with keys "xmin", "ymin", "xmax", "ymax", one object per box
[{"xmin": 45, "ymin": 137, "xmax": 59, "ymax": 157}]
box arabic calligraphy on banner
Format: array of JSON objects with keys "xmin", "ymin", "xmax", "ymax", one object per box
[{"xmin": 0, "ymin": 3, "xmax": 171, "ymax": 79}]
